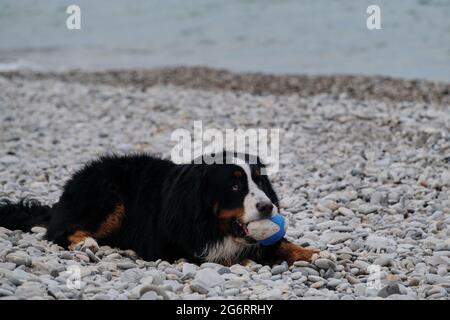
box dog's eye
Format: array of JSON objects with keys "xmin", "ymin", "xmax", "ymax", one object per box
[{"xmin": 232, "ymin": 184, "xmax": 240, "ymax": 192}]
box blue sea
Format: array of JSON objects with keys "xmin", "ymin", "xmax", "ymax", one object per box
[{"xmin": 0, "ymin": 0, "xmax": 449, "ymax": 81}]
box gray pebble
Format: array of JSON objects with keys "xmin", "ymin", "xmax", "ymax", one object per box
[
  {"xmin": 295, "ymin": 267, "xmax": 319, "ymax": 277},
  {"xmin": 59, "ymin": 252, "xmax": 73, "ymax": 260},
  {"xmin": 182, "ymin": 263, "xmax": 197, "ymax": 276},
  {"xmin": 271, "ymin": 265, "xmax": 288, "ymax": 275},
  {"xmin": 165, "ymin": 267, "xmax": 183, "ymax": 277},
  {"xmin": 5, "ymin": 252, "xmax": 32, "ymax": 267},
  {"xmin": 425, "ymin": 274, "xmax": 446, "ymax": 285},
  {"xmin": 378, "ymin": 283, "xmax": 401, "ymax": 298},
  {"xmin": 0, "ymin": 288, "xmax": 14, "ymax": 297},
  {"xmin": 327, "ymin": 279, "xmax": 342, "ymax": 287},
  {"xmin": 85, "ymin": 248, "xmax": 100, "ymax": 263},
  {"xmin": 308, "ymin": 275, "xmax": 325, "ymax": 283},
  {"xmin": 346, "ymin": 274, "xmax": 361, "ymax": 285},
  {"xmin": 374, "ymin": 256, "xmax": 394, "ymax": 267},
  {"xmin": 0, "ymin": 262, "xmax": 16, "ymax": 270},
  {"xmin": 117, "ymin": 262, "xmax": 138, "ymax": 270},
  {"xmin": 354, "ymin": 260, "xmax": 370, "ymax": 273},
  {"xmin": 310, "ymin": 281, "xmax": 325, "ymax": 289},
  {"xmin": 314, "ymin": 258, "xmax": 336, "ymax": 270},
  {"xmin": 31, "ymin": 227, "xmax": 47, "ymax": 234},
  {"xmin": 217, "ymin": 267, "xmax": 231, "ymax": 275},
  {"xmin": 0, "ymin": 155, "xmax": 19, "ymax": 164},
  {"xmin": 291, "ymin": 272, "xmax": 303, "ymax": 280},
  {"xmin": 223, "ymin": 288, "xmax": 239, "ymax": 296},
  {"xmin": 190, "ymin": 282, "xmax": 209, "ymax": 294},
  {"xmin": 293, "ymin": 261, "xmax": 310, "ymax": 267},
  {"xmin": 140, "ymin": 291, "xmax": 158, "ymax": 300},
  {"xmin": 194, "ymin": 268, "xmax": 224, "ymax": 288}
]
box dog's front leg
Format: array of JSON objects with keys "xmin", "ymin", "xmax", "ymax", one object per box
[
  {"xmin": 253, "ymin": 238, "xmax": 319, "ymax": 266},
  {"xmin": 274, "ymin": 238, "xmax": 319, "ymax": 265}
]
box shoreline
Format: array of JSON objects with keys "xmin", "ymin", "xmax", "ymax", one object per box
[{"xmin": 1, "ymin": 66, "xmax": 449, "ymax": 105}]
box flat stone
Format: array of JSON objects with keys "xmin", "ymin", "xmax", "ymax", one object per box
[
  {"xmin": 354, "ymin": 260, "xmax": 370, "ymax": 272},
  {"xmin": 293, "ymin": 261, "xmax": 310, "ymax": 267},
  {"xmin": 346, "ymin": 274, "xmax": 361, "ymax": 285},
  {"xmin": 271, "ymin": 264, "xmax": 288, "ymax": 275},
  {"xmin": 165, "ymin": 268, "xmax": 183, "ymax": 277},
  {"xmin": 330, "ymin": 226, "xmax": 354, "ymax": 232},
  {"xmin": 223, "ymin": 288, "xmax": 239, "ymax": 296},
  {"xmin": 327, "ymin": 278, "xmax": 342, "ymax": 287},
  {"xmin": 314, "ymin": 258, "xmax": 336, "ymax": 270},
  {"xmin": 199, "ymin": 262, "xmax": 223, "ymax": 269},
  {"xmin": 291, "ymin": 272, "xmax": 303, "ymax": 280},
  {"xmin": 59, "ymin": 252, "xmax": 73, "ymax": 260},
  {"xmin": 408, "ymin": 277, "xmax": 421, "ymax": 286},
  {"xmin": 425, "ymin": 274, "xmax": 447, "ymax": 285},
  {"xmin": 308, "ymin": 275, "xmax": 325, "ymax": 283},
  {"xmin": 365, "ymin": 235, "xmax": 396, "ymax": 252},
  {"xmin": 182, "ymin": 263, "xmax": 197, "ymax": 275},
  {"xmin": 140, "ymin": 291, "xmax": 158, "ymax": 300},
  {"xmin": 0, "ymin": 262, "xmax": 16, "ymax": 270},
  {"xmin": 30, "ymin": 227, "xmax": 47, "ymax": 234},
  {"xmin": 217, "ymin": 267, "xmax": 231, "ymax": 275},
  {"xmin": 85, "ymin": 248, "xmax": 100, "ymax": 263},
  {"xmin": 0, "ymin": 155, "xmax": 19, "ymax": 164},
  {"xmin": 294, "ymin": 267, "xmax": 319, "ymax": 277},
  {"xmin": 0, "ymin": 289, "xmax": 14, "ymax": 297},
  {"xmin": 378, "ymin": 283, "xmax": 401, "ymax": 298},
  {"xmin": 337, "ymin": 207, "xmax": 355, "ymax": 217},
  {"xmin": 0, "ymin": 227, "xmax": 12, "ymax": 235},
  {"xmin": 117, "ymin": 262, "xmax": 138, "ymax": 270},
  {"xmin": 194, "ymin": 268, "xmax": 224, "ymax": 288},
  {"xmin": 190, "ymin": 282, "xmax": 209, "ymax": 294},
  {"xmin": 321, "ymin": 232, "xmax": 353, "ymax": 245},
  {"xmin": 374, "ymin": 256, "xmax": 394, "ymax": 267},
  {"xmin": 370, "ymin": 192, "xmax": 385, "ymax": 206},
  {"xmin": 359, "ymin": 205, "xmax": 378, "ymax": 214},
  {"xmin": 5, "ymin": 252, "xmax": 32, "ymax": 267},
  {"xmin": 354, "ymin": 283, "xmax": 367, "ymax": 296},
  {"xmin": 230, "ymin": 265, "xmax": 248, "ymax": 275},
  {"xmin": 310, "ymin": 281, "xmax": 325, "ymax": 289}
]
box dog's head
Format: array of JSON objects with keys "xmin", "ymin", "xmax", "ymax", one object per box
[{"xmin": 162, "ymin": 151, "xmax": 279, "ymax": 252}]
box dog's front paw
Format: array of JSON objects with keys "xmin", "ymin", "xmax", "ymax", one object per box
[
  {"xmin": 72, "ymin": 237, "xmax": 100, "ymax": 254},
  {"xmin": 290, "ymin": 247, "xmax": 320, "ymax": 264},
  {"xmin": 276, "ymin": 239, "xmax": 320, "ymax": 265}
]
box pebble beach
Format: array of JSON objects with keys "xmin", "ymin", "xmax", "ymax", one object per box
[{"xmin": 0, "ymin": 67, "xmax": 450, "ymax": 300}]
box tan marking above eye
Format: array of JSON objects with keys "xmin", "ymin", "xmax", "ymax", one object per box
[
  {"xmin": 233, "ymin": 170, "xmax": 243, "ymax": 178},
  {"xmin": 217, "ymin": 207, "xmax": 245, "ymax": 220},
  {"xmin": 254, "ymin": 168, "xmax": 261, "ymax": 176}
]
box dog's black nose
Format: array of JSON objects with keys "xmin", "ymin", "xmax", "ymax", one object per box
[{"xmin": 256, "ymin": 201, "xmax": 273, "ymax": 217}]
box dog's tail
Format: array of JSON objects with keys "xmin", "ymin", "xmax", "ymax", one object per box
[{"xmin": 0, "ymin": 199, "xmax": 53, "ymax": 232}]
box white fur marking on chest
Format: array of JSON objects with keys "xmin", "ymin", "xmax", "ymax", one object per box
[{"xmin": 201, "ymin": 236, "xmax": 252, "ymax": 265}]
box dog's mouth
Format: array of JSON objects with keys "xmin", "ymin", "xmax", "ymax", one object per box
[
  {"xmin": 234, "ymin": 218, "xmax": 250, "ymax": 237},
  {"xmin": 231, "ymin": 218, "xmax": 259, "ymax": 244}
]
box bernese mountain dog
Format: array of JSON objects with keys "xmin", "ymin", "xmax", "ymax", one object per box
[{"xmin": 0, "ymin": 151, "xmax": 317, "ymax": 266}]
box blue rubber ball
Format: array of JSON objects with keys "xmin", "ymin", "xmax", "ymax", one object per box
[{"xmin": 258, "ymin": 213, "xmax": 286, "ymax": 246}]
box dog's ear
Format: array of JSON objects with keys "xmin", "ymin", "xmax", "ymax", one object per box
[
  {"xmin": 258, "ymin": 164, "xmax": 280, "ymax": 210},
  {"xmin": 161, "ymin": 165, "xmax": 216, "ymax": 250}
]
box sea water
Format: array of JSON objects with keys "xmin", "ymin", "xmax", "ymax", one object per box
[{"xmin": 0, "ymin": 0, "xmax": 449, "ymax": 81}]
